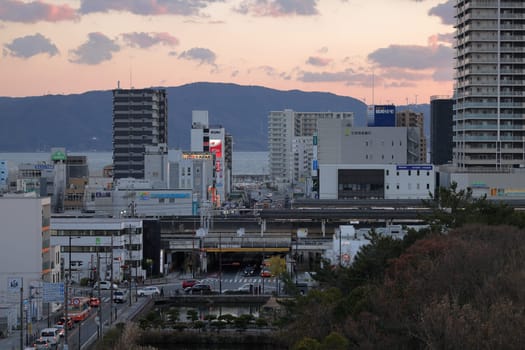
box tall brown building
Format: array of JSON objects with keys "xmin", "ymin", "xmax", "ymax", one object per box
[{"xmin": 396, "ymin": 110, "xmax": 427, "ymax": 163}]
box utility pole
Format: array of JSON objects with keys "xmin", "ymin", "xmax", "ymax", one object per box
[
  {"xmin": 128, "ymin": 224, "xmax": 132, "ymax": 306},
  {"xmin": 110, "ymin": 233, "xmax": 114, "ymax": 324}
]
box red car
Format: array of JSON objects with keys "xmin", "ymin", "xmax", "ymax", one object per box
[
  {"xmin": 260, "ymin": 269, "xmax": 272, "ymax": 278},
  {"xmin": 89, "ymin": 297, "xmax": 100, "ymax": 307},
  {"xmin": 182, "ymin": 279, "xmax": 199, "ymax": 289}
]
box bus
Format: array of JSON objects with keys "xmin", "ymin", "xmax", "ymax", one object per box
[{"xmin": 69, "ymin": 297, "xmax": 91, "ymax": 322}]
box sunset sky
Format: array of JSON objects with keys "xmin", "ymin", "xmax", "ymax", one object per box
[{"xmin": 1, "ymin": 0, "xmax": 455, "ymax": 104}]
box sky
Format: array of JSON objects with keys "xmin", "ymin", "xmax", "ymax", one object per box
[{"xmin": 0, "ymin": 0, "xmax": 456, "ymax": 105}]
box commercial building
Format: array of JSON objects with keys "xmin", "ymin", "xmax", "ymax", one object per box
[
  {"xmin": 268, "ymin": 109, "xmax": 353, "ymax": 192},
  {"xmin": 453, "ymin": 0, "xmax": 525, "ymax": 169},
  {"xmin": 317, "ymin": 119, "xmax": 420, "ymax": 165},
  {"xmin": 112, "ymin": 88, "xmax": 168, "ymax": 180},
  {"xmin": 50, "ymin": 218, "xmax": 145, "ymax": 283},
  {"xmin": 430, "ymin": 96, "xmax": 454, "ymax": 165},
  {"xmin": 316, "ymin": 118, "xmax": 433, "ymax": 199},
  {"xmin": 396, "ymin": 110, "xmax": 427, "ymax": 163},
  {"xmin": 168, "ymin": 150, "xmax": 215, "ymax": 206},
  {"xmin": 319, "ymin": 164, "xmax": 435, "ymax": 200},
  {"xmin": 190, "ymin": 110, "xmax": 232, "ymax": 206}
]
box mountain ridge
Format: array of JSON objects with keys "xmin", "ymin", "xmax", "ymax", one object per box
[{"xmin": 0, "ymin": 82, "xmax": 429, "ymax": 152}]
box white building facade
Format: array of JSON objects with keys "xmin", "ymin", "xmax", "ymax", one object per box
[
  {"xmin": 0, "ymin": 195, "xmax": 53, "ymax": 328},
  {"xmin": 268, "ymin": 109, "xmax": 354, "ymax": 192},
  {"xmin": 50, "ymin": 218, "xmax": 145, "ymax": 283},
  {"xmin": 319, "ymin": 164, "xmax": 435, "ymax": 200}
]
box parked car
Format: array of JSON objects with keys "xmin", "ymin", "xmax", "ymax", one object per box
[
  {"xmin": 89, "ymin": 296, "xmax": 100, "ymax": 307},
  {"xmin": 184, "ymin": 283, "xmax": 212, "ymax": 295},
  {"xmin": 93, "ymin": 281, "xmax": 118, "ymax": 290},
  {"xmin": 113, "ymin": 289, "xmax": 128, "ymax": 303},
  {"xmin": 181, "ymin": 279, "xmax": 199, "ymax": 289},
  {"xmin": 137, "ymin": 286, "xmax": 160, "ymax": 296}
]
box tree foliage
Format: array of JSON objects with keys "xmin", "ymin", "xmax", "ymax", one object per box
[{"xmin": 280, "ymin": 184, "xmax": 525, "ymax": 348}]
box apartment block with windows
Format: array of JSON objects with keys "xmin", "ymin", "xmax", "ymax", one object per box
[{"xmin": 454, "ymin": 0, "xmax": 525, "ymax": 169}]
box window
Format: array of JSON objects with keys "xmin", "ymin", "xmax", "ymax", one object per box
[
  {"xmin": 396, "ymin": 184, "xmax": 400, "ymax": 190},
  {"xmin": 426, "ymin": 183, "xmax": 430, "ymax": 190},
  {"xmin": 159, "ymin": 198, "xmax": 165, "ymax": 203},
  {"xmin": 408, "ymin": 170, "xmax": 411, "ymax": 176},
  {"xmin": 396, "ymin": 171, "xmax": 399, "ymax": 176},
  {"xmin": 417, "ymin": 170, "xmax": 420, "ymax": 176},
  {"xmin": 417, "ymin": 183, "xmax": 420, "ymax": 190},
  {"xmin": 386, "ymin": 170, "xmax": 389, "ymax": 176}
]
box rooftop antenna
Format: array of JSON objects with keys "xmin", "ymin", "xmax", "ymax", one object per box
[
  {"xmin": 117, "ymin": 80, "xmax": 120, "ymax": 89},
  {"xmin": 371, "ymin": 68, "xmax": 375, "ymax": 105},
  {"xmin": 130, "ymin": 66, "xmax": 133, "ymax": 89}
]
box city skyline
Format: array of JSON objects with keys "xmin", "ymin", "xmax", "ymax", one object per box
[{"xmin": 1, "ymin": 0, "xmax": 454, "ymax": 104}]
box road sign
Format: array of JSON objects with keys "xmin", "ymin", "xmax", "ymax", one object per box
[
  {"xmin": 43, "ymin": 282, "xmax": 65, "ymax": 302},
  {"xmin": 7, "ymin": 276, "xmax": 22, "ymax": 292},
  {"xmin": 73, "ymin": 298, "xmax": 80, "ymax": 305}
]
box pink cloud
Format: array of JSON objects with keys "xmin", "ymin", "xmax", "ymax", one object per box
[
  {"xmin": 0, "ymin": 0, "xmax": 78, "ymax": 23},
  {"xmin": 122, "ymin": 32, "xmax": 179, "ymax": 48}
]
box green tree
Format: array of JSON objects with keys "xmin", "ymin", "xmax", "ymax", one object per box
[
  {"xmin": 321, "ymin": 332, "xmax": 349, "ymax": 350},
  {"xmin": 293, "ymin": 337, "xmax": 321, "ymax": 350}
]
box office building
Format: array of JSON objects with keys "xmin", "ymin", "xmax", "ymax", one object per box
[
  {"xmin": 430, "ymin": 96, "xmax": 454, "ymax": 165},
  {"xmin": 396, "ymin": 110, "xmax": 427, "ymax": 163},
  {"xmin": 112, "ymin": 88, "xmax": 168, "ymax": 180},
  {"xmin": 268, "ymin": 109, "xmax": 353, "ymax": 191},
  {"xmin": 454, "ymin": 0, "xmax": 525, "ymax": 169}
]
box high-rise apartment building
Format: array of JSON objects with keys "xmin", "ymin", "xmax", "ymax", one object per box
[
  {"xmin": 454, "ymin": 0, "xmax": 525, "ymax": 169},
  {"xmin": 396, "ymin": 110, "xmax": 427, "ymax": 163},
  {"xmin": 268, "ymin": 109, "xmax": 353, "ymax": 191},
  {"xmin": 430, "ymin": 96, "xmax": 454, "ymax": 165},
  {"xmin": 112, "ymin": 88, "xmax": 168, "ymax": 180}
]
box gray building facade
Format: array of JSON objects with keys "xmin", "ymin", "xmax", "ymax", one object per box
[{"xmin": 112, "ymin": 88, "xmax": 168, "ymax": 180}]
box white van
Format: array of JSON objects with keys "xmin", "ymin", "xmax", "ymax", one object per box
[
  {"xmin": 40, "ymin": 327, "xmax": 59, "ymax": 348},
  {"xmin": 93, "ymin": 281, "xmax": 118, "ymax": 290}
]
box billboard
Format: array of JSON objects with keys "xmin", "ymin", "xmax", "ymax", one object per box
[
  {"xmin": 373, "ymin": 105, "xmax": 396, "ymax": 127},
  {"xmin": 209, "ymin": 139, "xmax": 223, "ymax": 159}
]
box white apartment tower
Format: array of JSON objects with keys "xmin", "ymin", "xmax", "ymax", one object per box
[
  {"xmin": 268, "ymin": 109, "xmax": 353, "ymax": 190},
  {"xmin": 454, "ymin": 0, "xmax": 525, "ymax": 169}
]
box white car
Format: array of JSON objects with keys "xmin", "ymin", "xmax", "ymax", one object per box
[
  {"xmin": 137, "ymin": 286, "xmax": 160, "ymax": 296},
  {"xmin": 93, "ymin": 281, "xmax": 118, "ymax": 290},
  {"xmin": 39, "ymin": 328, "xmax": 59, "ymax": 348}
]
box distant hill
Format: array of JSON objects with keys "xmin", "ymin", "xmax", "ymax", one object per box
[{"xmin": 0, "ymin": 82, "xmax": 429, "ymax": 152}]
